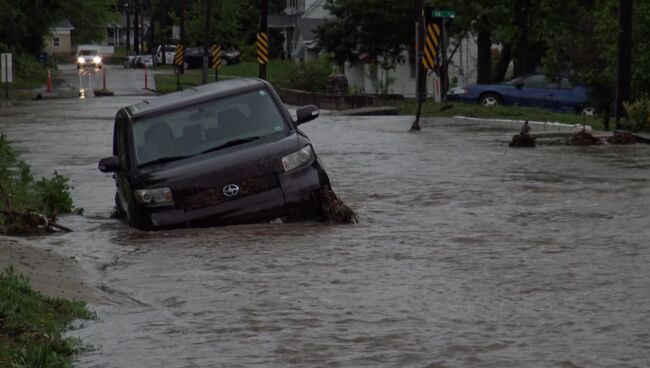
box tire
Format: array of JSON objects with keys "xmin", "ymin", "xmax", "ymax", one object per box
[{"xmin": 479, "ymin": 93, "xmax": 502, "ymax": 107}]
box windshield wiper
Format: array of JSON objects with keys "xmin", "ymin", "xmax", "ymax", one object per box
[
  {"xmin": 201, "ymin": 136, "xmax": 260, "ymax": 154},
  {"xmin": 138, "ymin": 155, "xmax": 193, "ymax": 168}
]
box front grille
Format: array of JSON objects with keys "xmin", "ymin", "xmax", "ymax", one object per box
[{"xmin": 184, "ymin": 174, "xmax": 279, "ymax": 211}]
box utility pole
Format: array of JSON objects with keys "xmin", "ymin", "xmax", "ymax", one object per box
[
  {"xmin": 259, "ymin": 0, "xmax": 268, "ymax": 80},
  {"xmin": 125, "ymin": 1, "xmax": 131, "ymax": 56},
  {"xmin": 440, "ymin": 18, "xmax": 450, "ymax": 100},
  {"xmin": 180, "ymin": 0, "xmax": 185, "ymax": 73},
  {"xmin": 133, "ymin": 0, "xmax": 140, "ymax": 55},
  {"xmin": 614, "ymin": 0, "xmax": 632, "ymax": 130},
  {"xmin": 411, "ymin": 0, "xmax": 425, "ymax": 131},
  {"xmin": 202, "ymin": 0, "xmax": 213, "ymax": 84}
]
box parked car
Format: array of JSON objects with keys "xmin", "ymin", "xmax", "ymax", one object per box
[
  {"xmin": 447, "ymin": 74, "xmax": 590, "ymax": 113},
  {"xmin": 155, "ymin": 44, "xmax": 176, "ymax": 65},
  {"xmin": 222, "ymin": 50, "xmax": 241, "ymax": 64},
  {"xmin": 76, "ymin": 49, "xmax": 102, "ymax": 69},
  {"xmin": 184, "ymin": 47, "xmax": 241, "ymax": 69},
  {"xmin": 98, "ymin": 78, "xmax": 329, "ymax": 229},
  {"xmin": 124, "ymin": 54, "xmax": 154, "ymax": 69}
]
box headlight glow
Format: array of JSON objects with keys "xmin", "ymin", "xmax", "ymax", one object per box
[
  {"xmin": 77, "ymin": 57, "xmax": 85, "ymax": 64},
  {"xmin": 282, "ymin": 145, "xmax": 314, "ymax": 172},
  {"xmin": 135, "ymin": 187, "xmax": 174, "ymax": 205},
  {"xmin": 93, "ymin": 56, "xmax": 102, "ymax": 64}
]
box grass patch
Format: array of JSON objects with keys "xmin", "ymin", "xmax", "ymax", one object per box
[
  {"xmin": 0, "ymin": 54, "xmax": 54, "ymax": 100},
  {"xmin": 0, "ymin": 267, "xmax": 95, "ymax": 368},
  {"xmin": 0, "ymin": 134, "xmax": 77, "ymax": 235},
  {"xmin": 393, "ymin": 99, "xmax": 605, "ymax": 130},
  {"xmin": 153, "ymin": 60, "xmax": 297, "ymax": 94}
]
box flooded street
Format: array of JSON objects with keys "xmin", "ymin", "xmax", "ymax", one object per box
[{"xmin": 1, "ymin": 94, "xmax": 649, "ymax": 367}]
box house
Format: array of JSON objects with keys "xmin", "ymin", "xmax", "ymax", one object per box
[
  {"xmin": 44, "ymin": 20, "xmax": 75, "ymax": 56},
  {"xmin": 106, "ymin": 14, "xmax": 151, "ymax": 52},
  {"xmin": 345, "ymin": 36, "xmax": 479, "ymax": 99},
  {"xmin": 270, "ymin": 0, "xmax": 330, "ymax": 61}
]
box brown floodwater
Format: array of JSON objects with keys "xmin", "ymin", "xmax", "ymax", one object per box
[{"xmin": 1, "ymin": 96, "xmax": 649, "ymax": 368}]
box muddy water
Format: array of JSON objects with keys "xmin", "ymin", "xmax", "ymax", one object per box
[{"xmin": 1, "ymin": 97, "xmax": 650, "ymax": 368}]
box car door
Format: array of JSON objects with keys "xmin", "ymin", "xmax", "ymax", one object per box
[
  {"xmin": 554, "ymin": 78, "xmax": 588, "ymax": 112},
  {"xmin": 518, "ymin": 75, "xmax": 557, "ymax": 108}
]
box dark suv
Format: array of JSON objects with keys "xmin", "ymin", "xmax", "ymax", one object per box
[{"xmin": 98, "ymin": 78, "xmax": 329, "ymax": 229}]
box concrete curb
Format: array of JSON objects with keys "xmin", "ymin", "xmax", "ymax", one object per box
[{"xmin": 453, "ymin": 115, "xmax": 592, "ymax": 133}]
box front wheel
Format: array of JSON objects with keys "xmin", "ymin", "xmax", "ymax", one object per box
[{"xmin": 479, "ymin": 93, "xmax": 502, "ymax": 107}]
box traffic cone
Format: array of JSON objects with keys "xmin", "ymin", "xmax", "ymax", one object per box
[{"xmin": 47, "ymin": 68, "xmax": 52, "ymax": 93}]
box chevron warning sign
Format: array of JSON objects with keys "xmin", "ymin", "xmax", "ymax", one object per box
[
  {"xmin": 211, "ymin": 44, "xmax": 222, "ymax": 70},
  {"xmin": 174, "ymin": 44, "xmax": 184, "ymax": 67},
  {"xmin": 422, "ymin": 21, "xmax": 441, "ymax": 70},
  {"xmin": 256, "ymin": 32, "xmax": 269, "ymax": 65}
]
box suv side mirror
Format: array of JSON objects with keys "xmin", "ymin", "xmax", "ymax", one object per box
[
  {"xmin": 98, "ymin": 156, "xmax": 121, "ymax": 173},
  {"xmin": 295, "ymin": 105, "xmax": 320, "ymax": 125}
]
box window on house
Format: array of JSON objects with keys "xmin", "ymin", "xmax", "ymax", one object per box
[{"xmin": 53, "ymin": 37, "xmax": 61, "ymax": 47}]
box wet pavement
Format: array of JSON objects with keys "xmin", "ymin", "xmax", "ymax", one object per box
[{"xmin": 1, "ymin": 84, "xmax": 649, "ymax": 367}]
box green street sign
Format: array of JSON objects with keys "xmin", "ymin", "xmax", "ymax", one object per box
[{"xmin": 431, "ymin": 10, "xmax": 455, "ymax": 18}]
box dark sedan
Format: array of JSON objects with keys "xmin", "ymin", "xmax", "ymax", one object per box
[
  {"xmin": 98, "ymin": 78, "xmax": 329, "ymax": 229},
  {"xmin": 447, "ymin": 74, "xmax": 590, "ymax": 113}
]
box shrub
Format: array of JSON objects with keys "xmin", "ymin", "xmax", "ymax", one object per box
[
  {"xmin": 623, "ymin": 97, "xmax": 650, "ymax": 132},
  {"xmin": 0, "ymin": 135, "xmax": 75, "ymax": 234},
  {"xmin": 277, "ymin": 58, "xmax": 331, "ymax": 93}
]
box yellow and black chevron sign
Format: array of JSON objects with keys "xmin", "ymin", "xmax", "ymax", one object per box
[
  {"xmin": 211, "ymin": 44, "xmax": 222, "ymax": 70},
  {"xmin": 174, "ymin": 44, "xmax": 185, "ymax": 67},
  {"xmin": 422, "ymin": 22, "xmax": 441, "ymax": 70},
  {"xmin": 256, "ymin": 32, "xmax": 269, "ymax": 65}
]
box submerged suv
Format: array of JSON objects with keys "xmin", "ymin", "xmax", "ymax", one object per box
[{"xmin": 98, "ymin": 78, "xmax": 329, "ymax": 229}]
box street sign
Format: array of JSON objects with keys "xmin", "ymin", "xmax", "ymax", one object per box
[
  {"xmin": 1, "ymin": 53, "xmax": 12, "ymax": 83},
  {"xmin": 422, "ymin": 21, "xmax": 442, "ymax": 70},
  {"xmin": 256, "ymin": 32, "xmax": 269, "ymax": 65},
  {"xmin": 172, "ymin": 26, "xmax": 181, "ymax": 41},
  {"xmin": 431, "ymin": 10, "xmax": 455, "ymax": 18}
]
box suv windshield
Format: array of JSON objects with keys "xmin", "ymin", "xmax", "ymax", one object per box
[
  {"xmin": 132, "ymin": 89, "xmax": 288, "ymax": 166},
  {"xmin": 79, "ymin": 50, "xmax": 97, "ymax": 56}
]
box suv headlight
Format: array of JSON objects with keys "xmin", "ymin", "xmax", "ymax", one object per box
[
  {"xmin": 77, "ymin": 57, "xmax": 85, "ymax": 64},
  {"xmin": 93, "ymin": 56, "xmax": 102, "ymax": 64},
  {"xmin": 135, "ymin": 187, "xmax": 173, "ymax": 205},
  {"xmin": 282, "ymin": 145, "xmax": 314, "ymax": 172}
]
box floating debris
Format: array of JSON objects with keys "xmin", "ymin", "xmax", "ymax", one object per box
[
  {"xmin": 607, "ymin": 131, "xmax": 637, "ymax": 145},
  {"xmin": 319, "ymin": 185, "xmax": 358, "ymax": 224},
  {"xmin": 568, "ymin": 129, "xmax": 602, "ymax": 146},
  {"xmin": 509, "ymin": 121, "xmax": 536, "ymax": 147}
]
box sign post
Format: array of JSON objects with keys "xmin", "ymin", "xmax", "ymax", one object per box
[
  {"xmin": 429, "ymin": 9, "xmax": 454, "ymax": 101},
  {"xmin": 1, "ymin": 53, "xmax": 12, "ymax": 99},
  {"xmin": 258, "ymin": 0, "xmax": 269, "ymax": 80},
  {"xmin": 211, "ymin": 43, "xmax": 222, "ymax": 82}
]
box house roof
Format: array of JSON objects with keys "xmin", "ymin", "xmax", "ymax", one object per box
[
  {"xmin": 297, "ymin": 18, "xmax": 325, "ymax": 42},
  {"xmin": 269, "ymin": 14, "xmax": 294, "ymax": 28},
  {"xmin": 53, "ymin": 19, "xmax": 74, "ymax": 30}
]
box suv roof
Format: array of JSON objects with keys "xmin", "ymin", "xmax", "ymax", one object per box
[{"xmin": 126, "ymin": 78, "xmax": 268, "ymax": 120}]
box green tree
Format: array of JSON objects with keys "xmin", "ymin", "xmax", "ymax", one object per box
[{"xmin": 316, "ymin": 0, "xmax": 413, "ymax": 70}]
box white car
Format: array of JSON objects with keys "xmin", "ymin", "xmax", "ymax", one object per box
[
  {"xmin": 76, "ymin": 49, "xmax": 102, "ymax": 69},
  {"xmin": 155, "ymin": 45, "xmax": 176, "ymax": 65}
]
